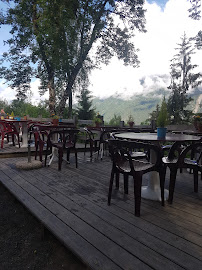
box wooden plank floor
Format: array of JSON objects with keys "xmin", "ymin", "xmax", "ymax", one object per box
[{"xmin": 0, "ymin": 153, "xmax": 202, "ymax": 270}]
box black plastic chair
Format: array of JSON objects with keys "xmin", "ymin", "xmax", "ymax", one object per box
[
  {"xmin": 108, "ymin": 139, "xmax": 165, "ymax": 217},
  {"xmin": 97, "ymin": 129, "xmax": 121, "ymax": 160},
  {"xmin": 162, "ymin": 141, "xmax": 202, "ymax": 204},
  {"xmin": 45, "ymin": 129, "xmax": 78, "ymax": 170},
  {"xmin": 83, "ymin": 127, "xmax": 101, "ymax": 158}
]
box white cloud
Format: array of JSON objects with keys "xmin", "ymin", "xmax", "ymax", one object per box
[
  {"xmin": 89, "ymin": 0, "xmax": 202, "ymax": 99},
  {"xmin": 0, "ymin": 0, "xmax": 201, "ymax": 103},
  {"xmin": 29, "ymin": 79, "xmax": 49, "ymax": 105}
]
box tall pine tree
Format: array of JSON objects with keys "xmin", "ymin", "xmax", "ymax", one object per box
[
  {"xmin": 76, "ymin": 89, "xmax": 95, "ymax": 120},
  {"xmin": 167, "ymin": 33, "xmax": 202, "ymax": 124}
]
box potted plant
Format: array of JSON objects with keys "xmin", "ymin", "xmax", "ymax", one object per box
[
  {"xmin": 94, "ymin": 115, "xmax": 102, "ymax": 127},
  {"xmin": 193, "ymin": 114, "xmax": 202, "ymax": 131},
  {"xmin": 127, "ymin": 115, "xmax": 134, "ymax": 128},
  {"xmin": 51, "ymin": 114, "xmax": 59, "ymax": 125},
  {"xmin": 9, "ymin": 111, "xmax": 15, "ymax": 120},
  {"xmin": 156, "ymin": 97, "xmax": 169, "ymax": 139}
]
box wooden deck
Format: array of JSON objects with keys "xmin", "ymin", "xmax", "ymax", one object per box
[{"xmin": 0, "ymin": 153, "xmax": 202, "ymax": 270}]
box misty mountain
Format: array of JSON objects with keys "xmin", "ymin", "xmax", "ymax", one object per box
[{"xmin": 92, "ymin": 88, "xmax": 202, "ymax": 124}]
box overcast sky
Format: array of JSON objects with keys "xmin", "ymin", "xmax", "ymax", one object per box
[{"xmin": 0, "ymin": 0, "xmax": 201, "ymax": 104}]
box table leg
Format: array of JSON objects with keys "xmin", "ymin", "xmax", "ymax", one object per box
[
  {"xmin": 47, "ymin": 133, "xmax": 58, "ymax": 166},
  {"xmin": 141, "ymin": 148, "xmax": 169, "ymax": 201},
  {"xmin": 142, "ymin": 171, "xmax": 169, "ymax": 201},
  {"xmin": 21, "ymin": 122, "xmax": 28, "ymax": 147}
]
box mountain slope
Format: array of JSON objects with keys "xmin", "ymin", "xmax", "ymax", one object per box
[{"xmin": 92, "ymin": 89, "xmax": 202, "ymax": 124}]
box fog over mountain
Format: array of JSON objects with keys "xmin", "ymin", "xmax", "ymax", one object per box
[{"xmin": 92, "ymin": 87, "xmax": 202, "ymax": 124}]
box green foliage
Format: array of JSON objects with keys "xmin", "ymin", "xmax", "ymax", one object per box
[
  {"xmin": 156, "ymin": 97, "xmax": 169, "ymax": 127},
  {"xmin": 0, "ymin": 99, "xmax": 49, "ymax": 118},
  {"xmin": 108, "ymin": 114, "xmax": 121, "ymax": 126},
  {"xmin": 94, "ymin": 116, "xmax": 102, "ymax": 124},
  {"xmin": 0, "ymin": 0, "xmax": 146, "ymax": 116},
  {"xmin": 76, "ymin": 89, "xmax": 95, "ymax": 120},
  {"xmin": 148, "ymin": 104, "xmax": 160, "ymax": 122}
]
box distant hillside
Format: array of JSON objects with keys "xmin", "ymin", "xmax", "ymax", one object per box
[{"xmin": 92, "ymin": 88, "xmax": 202, "ymax": 124}]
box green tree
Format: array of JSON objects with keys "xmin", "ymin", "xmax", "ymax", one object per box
[
  {"xmin": 7, "ymin": 99, "xmax": 49, "ymax": 118},
  {"xmin": 109, "ymin": 114, "xmax": 121, "ymax": 126},
  {"xmin": 167, "ymin": 33, "xmax": 202, "ymax": 124},
  {"xmin": 156, "ymin": 97, "xmax": 169, "ymax": 127},
  {"xmin": 0, "ymin": 0, "xmax": 146, "ymax": 117},
  {"xmin": 76, "ymin": 88, "xmax": 95, "ymax": 120},
  {"xmin": 0, "ymin": 98, "xmax": 9, "ymax": 113},
  {"xmin": 147, "ymin": 104, "xmax": 160, "ymax": 123}
]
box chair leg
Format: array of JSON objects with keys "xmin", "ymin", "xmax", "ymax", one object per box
[
  {"xmin": 58, "ymin": 148, "xmax": 63, "ymax": 171},
  {"xmin": 133, "ymin": 173, "xmax": 142, "ymax": 217},
  {"xmin": 90, "ymin": 140, "xmax": 93, "ymax": 158},
  {"xmin": 75, "ymin": 150, "xmax": 78, "ymax": 168},
  {"xmin": 39, "ymin": 141, "xmax": 44, "ymax": 162},
  {"xmin": 97, "ymin": 142, "xmax": 101, "ymax": 159},
  {"xmin": 12, "ymin": 134, "xmax": 15, "ymax": 146},
  {"xmin": 168, "ymin": 167, "xmax": 178, "ymax": 204},
  {"xmin": 124, "ymin": 174, "xmax": 128, "ymax": 194},
  {"xmin": 1, "ymin": 133, "xmax": 5, "ymax": 148},
  {"xmin": 44, "ymin": 144, "xmax": 50, "ymax": 167},
  {"xmin": 66, "ymin": 149, "xmax": 70, "ymax": 164},
  {"xmin": 159, "ymin": 166, "xmax": 166, "ymax": 206},
  {"xmin": 84, "ymin": 141, "xmax": 87, "ymax": 156},
  {"xmin": 115, "ymin": 172, "xmax": 119, "ymax": 189},
  {"xmin": 193, "ymin": 169, "xmax": 198, "ymax": 193},
  {"xmin": 17, "ymin": 134, "xmax": 20, "ymax": 148},
  {"xmin": 35, "ymin": 141, "xmax": 39, "ymax": 160},
  {"xmin": 108, "ymin": 168, "xmax": 115, "ymax": 205}
]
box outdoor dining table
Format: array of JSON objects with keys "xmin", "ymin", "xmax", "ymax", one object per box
[
  {"xmin": 114, "ymin": 132, "xmax": 201, "ymax": 201},
  {"xmin": 4, "ymin": 119, "xmax": 31, "ymax": 147}
]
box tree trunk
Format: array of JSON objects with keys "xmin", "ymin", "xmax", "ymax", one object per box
[
  {"xmin": 48, "ymin": 76, "xmax": 55, "ymax": 115},
  {"xmin": 58, "ymin": 83, "xmax": 73, "ymax": 118},
  {"xmin": 32, "ymin": 1, "xmax": 56, "ymax": 116},
  {"xmin": 68, "ymin": 91, "xmax": 73, "ymax": 118}
]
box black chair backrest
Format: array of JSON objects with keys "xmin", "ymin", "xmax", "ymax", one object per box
[
  {"xmin": 178, "ymin": 141, "xmax": 202, "ymax": 166},
  {"xmin": 167, "ymin": 140, "xmax": 202, "ymax": 163},
  {"xmin": 108, "ymin": 139, "xmax": 162, "ymax": 172}
]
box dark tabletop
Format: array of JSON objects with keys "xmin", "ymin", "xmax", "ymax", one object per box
[{"xmin": 114, "ymin": 132, "xmax": 201, "ymax": 142}]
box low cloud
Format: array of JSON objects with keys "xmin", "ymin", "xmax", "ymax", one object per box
[
  {"xmin": 0, "ymin": 0, "xmax": 201, "ymax": 103},
  {"xmin": 89, "ymin": 0, "xmax": 202, "ymax": 100}
]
